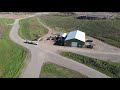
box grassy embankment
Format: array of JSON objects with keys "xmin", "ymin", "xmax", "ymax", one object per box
[
  {"xmin": 40, "ymin": 62, "xmax": 87, "ymax": 78},
  {"xmin": 38, "ymin": 14, "xmax": 120, "ymax": 48},
  {"xmin": 0, "ymin": 18, "xmax": 27, "ymax": 78},
  {"xmin": 60, "ymin": 51, "xmax": 120, "ymax": 78},
  {"xmin": 19, "ymin": 17, "xmax": 48, "ymax": 41}
]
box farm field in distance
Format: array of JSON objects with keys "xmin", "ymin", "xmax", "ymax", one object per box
[
  {"xmin": 38, "ymin": 13, "xmax": 120, "ymax": 48},
  {"xmin": 40, "ymin": 62, "xmax": 87, "ymax": 78},
  {"xmin": 60, "ymin": 51, "xmax": 120, "ymax": 78},
  {"xmin": 19, "ymin": 17, "xmax": 48, "ymax": 41},
  {"xmin": 0, "ymin": 18, "xmax": 27, "ymax": 78}
]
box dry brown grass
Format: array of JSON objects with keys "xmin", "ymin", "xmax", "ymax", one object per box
[{"xmin": 0, "ymin": 12, "xmax": 34, "ymax": 19}]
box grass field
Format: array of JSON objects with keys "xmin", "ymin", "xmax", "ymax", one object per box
[
  {"xmin": 0, "ymin": 18, "xmax": 27, "ymax": 78},
  {"xmin": 38, "ymin": 14, "xmax": 120, "ymax": 48},
  {"xmin": 60, "ymin": 51, "xmax": 120, "ymax": 78},
  {"xmin": 40, "ymin": 62, "xmax": 87, "ymax": 78},
  {"xmin": 0, "ymin": 18, "xmax": 15, "ymax": 25},
  {"xmin": 19, "ymin": 17, "xmax": 48, "ymax": 41}
]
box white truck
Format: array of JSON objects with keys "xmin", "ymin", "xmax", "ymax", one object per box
[{"xmin": 25, "ymin": 40, "xmax": 38, "ymax": 45}]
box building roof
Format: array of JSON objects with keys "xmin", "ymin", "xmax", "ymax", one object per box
[
  {"xmin": 60, "ymin": 33, "xmax": 67, "ymax": 37},
  {"xmin": 65, "ymin": 30, "xmax": 85, "ymax": 42}
]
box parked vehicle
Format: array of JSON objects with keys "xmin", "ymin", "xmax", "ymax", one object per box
[
  {"xmin": 86, "ymin": 45, "xmax": 93, "ymax": 49},
  {"xmin": 47, "ymin": 38, "xmax": 50, "ymax": 40},
  {"xmin": 86, "ymin": 40, "xmax": 93, "ymax": 42},
  {"xmin": 25, "ymin": 40, "xmax": 32, "ymax": 43},
  {"xmin": 51, "ymin": 38, "xmax": 54, "ymax": 40},
  {"xmin": 85, "ymin": 40, "xmax": 94, "ymax": 49},
  {"xmin": 32, "ymin": 41, "xmax": 38, "ymax": 45},
  {"xmin": 25, "ymin": 40, "xmax": 38, "ymax": 45}
]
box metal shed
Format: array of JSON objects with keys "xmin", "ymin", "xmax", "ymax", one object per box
[{"xmin": 64, "ymin": 30, "xmax": 85, "ymax": 47}]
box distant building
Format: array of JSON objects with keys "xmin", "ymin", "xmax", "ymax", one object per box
[{"xmin": 64, "ymin": 30, "xmax": 85, "ymax": 47}]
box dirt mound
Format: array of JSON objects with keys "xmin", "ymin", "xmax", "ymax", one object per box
[{"xmin": 75, "ymin": 12, "xmax": 117, "ymax": 20}]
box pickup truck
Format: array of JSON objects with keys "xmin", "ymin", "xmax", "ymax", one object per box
[{"xmin": 25, "ymin": 40, "xmax": 38, "ymax": 45}]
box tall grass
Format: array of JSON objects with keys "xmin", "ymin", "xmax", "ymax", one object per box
[{"xmin": 40, "ymin": 62, "xmax": 87, "ymax": 78}]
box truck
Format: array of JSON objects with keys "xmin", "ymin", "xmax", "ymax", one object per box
[{"xmin": 25, "ymin": 40, "xmax": 38, "ymax": 45}]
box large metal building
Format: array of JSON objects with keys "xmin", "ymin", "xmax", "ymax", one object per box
[{"xmin": 64, "ymin": 30, "xmax": 85, "ymax": 47}]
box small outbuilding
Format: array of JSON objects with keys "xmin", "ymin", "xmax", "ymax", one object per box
[{"xmin": 64, "ymin": 30, "xmax": 85, "ymax": 47}]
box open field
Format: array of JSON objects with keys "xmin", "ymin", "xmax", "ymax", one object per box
[
  {"xmin": 19, "ymin": 17, "xmax": 48, "ymax": 40},
  {"xmin": 38, "ymin": 14, "xmax": 120, "ymax": 48},
  {"xmin": 40, "ymin": 62, "xmax": 87, "ymax": 78},
  {"xmin": 60, "ymin": 51, "xmax": 120, "ymax": 78},
  {"xmin": 0, "ymin": 18, "xmax": 15, "ymax": 25},
  {"xmin": 0, "ymin": 18, "xmax": 27, "ymax": 78},
  {"xmin": 0, "ymin": 12, "xmax": 34, "ymax": 19}
]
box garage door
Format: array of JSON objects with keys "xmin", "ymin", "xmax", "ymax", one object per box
[{"xmin": 71, "ymin": 42, "xmax": 77, "ymax": 47}]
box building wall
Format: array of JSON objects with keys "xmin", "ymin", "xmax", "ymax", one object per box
[{"xmin": 64, "ymin": 39, "xmax": 85, "ymax": 47}]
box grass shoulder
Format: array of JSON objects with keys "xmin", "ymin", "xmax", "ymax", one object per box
[
  {"xmin": 19, "ymin": 17, "xmax": 48, "ymax": 41},
  {"xmin": 60, "ymin": 51, "xmax": 120, "ymax": 78},
  {"xmin": 0, "ymin": 18, "xmax": 27, "ymax": 78},
  {"xmin": 40, "ymin": 62, "xmax": 88, "ymax": 78}
]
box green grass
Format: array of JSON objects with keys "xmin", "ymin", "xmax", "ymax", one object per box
[
  {"xmin": 40, "ymin": 62, "xmax": 87, "ymax": 78},
  {"xmin": 60, "ymin": 51, "xmax": 120, "ymax": 78},
  {"xmin": 38, "ymin": 14, "xmax": 120, "ymax": 48},
  {"xmin": 19, "ymin": 17, "xmax": 48, "ymax": 41},
  {"xmin": 0, "ymin": 18, "xmax": 15, "ymax": 25},
  {"xmin": 0, "ymin": 18, "xmax": 27, "ymax": 78}
]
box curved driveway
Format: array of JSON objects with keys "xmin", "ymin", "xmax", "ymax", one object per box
[{"xmin": 9, "ymin": 15, "xmax": 110, "ymax": 78}]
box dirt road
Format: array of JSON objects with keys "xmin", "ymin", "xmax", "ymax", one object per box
[{"xmin": 9, "ymin": 14, "xmax": 110, "ymax": 78}]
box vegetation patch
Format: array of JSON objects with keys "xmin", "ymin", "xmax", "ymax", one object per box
[
  {"xmin": 40, "ymin": 62, "xmax": 87, "ymax": 78},
  {"xmin": 38, "ymin": 14, "xmax": 120, "ymax": 48},
  {"xmin": 19, "ymin": 17, "xmax": 48, "ymax": 41},
  {"xmin": 0, "ymin": 18, "xmax": 14, "ymax": 24},
  {"xmin": 0, "ymin": 18, "xmax": 27, "ymax": 78},
  {"xmin": 60, "ymin": 51, "xmax": 120, "ymax": 78}
]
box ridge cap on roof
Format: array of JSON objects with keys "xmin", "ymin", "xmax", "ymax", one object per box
[{"xmin": 65, "ymin": 30, "xmax": 85, "ymax": 41}]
